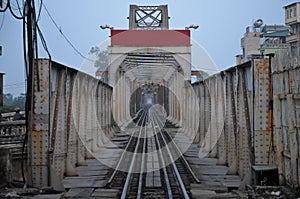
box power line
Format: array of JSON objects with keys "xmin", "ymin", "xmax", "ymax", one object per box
[
  {"xmin": 5, "ymin": 0, "xmax": 24, "ymax": 19},
  {"xmin": 0, "ymin": 12, "xmax": 5, "ymax": 31},
  {"xmin": 3, "ymin": 0, "xmax": 20, "ymax": 11},
  {"xmin": 4, "ymin": 82, "xmax": 26, "ymax": 87},
  {"xmin": 4, "ymin": 85, "xmax": 25, "ymax": 89},
  {"xmin": 42, "ymin": 3, "xmax": 95, "ymax": 62},
  {"xmin": 36, "ymin": 24, "xmax": 51, "ymax": 59},
  {"xmin": 14, "ymin": 0, "xmax": 24, "ymax": 16},
  {"xmin": 4, "ymin": 82, "xmax": 26, "ymax": 86},
  {"xmin": 36, "ymin": 0, "xmax": 42, "ymax": 22}
]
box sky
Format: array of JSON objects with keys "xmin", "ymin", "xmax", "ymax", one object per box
[{"xmin": 0, "ymin": 0, "xmax": 297, "ymax": 96}]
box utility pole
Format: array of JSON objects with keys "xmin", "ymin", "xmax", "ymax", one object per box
[{"xmin": 25, "ymin": 0, "xmax": 35, "ymax": 186}]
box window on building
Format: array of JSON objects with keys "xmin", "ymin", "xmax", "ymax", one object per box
[
  {"xmin": 292, "ymin": 25, "xmax": 297, "ymax": 34},
  {"xmin": 297, "ymin": 24, "xmax": 300, "ymax": 33}
]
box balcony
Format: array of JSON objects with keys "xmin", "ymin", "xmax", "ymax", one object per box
[
  {"xmin": 286, "ymin": 33, "xmax": 300, "ymax": 43},
  {"xmin": 261, "ymin": 43, "xmax": 289, "ymax": 49},
  {"xmin": 0, "ymin": 120, "xmax": 26, "ymax": 145},
  {"xmin": 285, "ymin": 16, "xmax": 299, "ymax": 25}
]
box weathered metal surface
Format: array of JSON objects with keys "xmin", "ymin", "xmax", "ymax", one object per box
[
  {"xmin": 29, "ymin": 59, "xmax": 113, "ymax": 189},
  {"xmin": 272, "ymin": 42, "xmax": 300, "ymax": 188},
  {"xmin": 29, "ymin": 59, "xmax": 50, "ymax": 188},
  {"xmin": 192, "ymin": 60, "xmax": 273, "ymax": 185},
  {"xmin": 225, "ymin": 72, "xmax": 238, "ymax": 175},
  {"xmin": 236, "ymin": 68, "xmax": 251, "ymax": 184},
  {"xmin": 128, "ymin": 5, "xmax": 169, "ymax": 30},
  {"xmin": 253, "ymin": 59, "xmax": 273, "ymax": 165},
  {"xmin": 25, "ymin": 42, "xmax": 300, "ymax": 190}
]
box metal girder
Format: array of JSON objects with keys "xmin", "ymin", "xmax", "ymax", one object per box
[
  {"xmin": 129, "ymin": 5, "xmax": 169, "ymax": 30},
  {"xmin": 30, "ymin": 59, "xmax": 113, "ymax": 189},
  {"xmin": 119, "ymin": 53, "xmax": 180, "ymax": 82},
  {"xmin": 272, "ymin": 43, "xmax": 300, "ymax": 187}
]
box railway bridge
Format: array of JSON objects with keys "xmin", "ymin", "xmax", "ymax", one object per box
[{"xmin": 1, "ymin": 4, "xmax": 300, "ymax": 199}]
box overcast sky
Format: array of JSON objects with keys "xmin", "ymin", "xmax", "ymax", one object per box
[{"xmin": 0, "ymin": 0, "xmax": 296, "ymax": 95}]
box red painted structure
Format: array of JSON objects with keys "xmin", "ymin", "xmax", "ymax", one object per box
[{"xmin": 110, "ymin": 30, "xmax": 190, "ymax": 46}]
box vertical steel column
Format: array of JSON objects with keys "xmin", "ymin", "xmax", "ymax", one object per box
[
  {"xmin": 168, "ymin": 77, "xmax": 173, "ymax": 121},
  {"xmin": 274, "ymin": 94, "xmax": 284, "ymax": 184},
  {"xmin": 103, "ymin": 85, "xmax": 107, "ymax": 136},
  {"xmin": 51, "ymin": 69, "xmax": 68, "ymax": 187},
  {"xmin": 237, "ymin": 69, "xmax": 251, "ymax": 184},
  {"xmin": 210, "ymin": 77, "xmax": 217, "ymax": 158},
  {"xmin": 287, "ymin": 94, "xmax": 298, "ymax": 186},
  {"xmin": 199, "ymin": 82, "xmax": 205, "ymax": 144},
  {"xmin": 77, "ymin": 74, "xmax": 87, "ymax": 166},
  {"xmin": 253, "ymin": 59, "xmax": 273, "ymax": 165},
  {"xmin": 226, "ymin": 73, "xmax": 238, "ymax": 174},
  {"xmin": 66, "ymin": 72, "xmax": 78, "ymax": 177},
  {"xmin": 217, "ymin": 75, "xmax": 226, "ymax": 165},
  {"xmin": 29, "ymin": 59, "xmax": 50, "ymax": 188}
]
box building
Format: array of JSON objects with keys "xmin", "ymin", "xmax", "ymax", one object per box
[
  {"xmin": 236, "ymin": 20, "xmax": 288, "ymax": 65},
  {"xmin": 259, "ymin": 25, "xmax": 289, "ymax": 56},
  {"xmin": 284, "ymin": 2, "xmax": 300, "ymax": 43},
  {"xmin": 238, "ymin": 25, "xmax": 262, "ymax": 64}
]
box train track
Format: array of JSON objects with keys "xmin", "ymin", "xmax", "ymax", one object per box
[{"xmin": 107, "ymin": 105, "xmax": 199, "ymax": 199}]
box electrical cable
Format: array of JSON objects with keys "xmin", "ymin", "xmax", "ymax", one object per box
[
  {"xmin": 5, "ymin": 83, "xmax": 26, "ymax": 86},
  {"xmin": 37, "ymin": 24, "xmax": 51, "ymax": 59},
  {"xmin": 8, "ymin": 0, "xmax": 24, "ymax": 19},
  {"xmin": 0, "ymin": 12, "xmax": 5, "ymax": 31},
  {"xmin": 31, "ymin": 0, "xmax": 39, "ymax": 67},
  {"xmin": 36, "ymin": 0, "xmax": 42, "ymax": 22},
  {"xmin": 21, "ymin": 0, "xmax": 31, "ymax": 187},
  {"xmin": 0, "ymin": 0, "xmax": 9, "ymax": 12},
  {"xmin": 15, "ymin": 0, "xmax": 23, "ymax": 16},
  {"xmin": 42, "ymin": 2, "xmax": 95, "ymax": 62},
  {"xmin": 3, "ymin": 0, "xmax": 20, "ymax": 10}
]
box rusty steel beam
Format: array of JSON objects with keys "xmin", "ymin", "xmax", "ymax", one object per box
[{"xmin": 29, "ymin": 59, "xmax": 113, "ymax": 190}]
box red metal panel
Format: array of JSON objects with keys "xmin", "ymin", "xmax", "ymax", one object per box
[{"xmin": 110, "ymin": 30, "xmax": 190, "ymax": 46}]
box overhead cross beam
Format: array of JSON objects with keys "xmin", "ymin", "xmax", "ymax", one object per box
[
  {"xmin": 128, "ymin": 5, "xmax": 169, "ymax": 30},
  {"xmin": 119, "ymin": 52, "xmax": 181, "ymax": 82},
  {"xmin": 119, "ymin": 53, "xmax": 180, "ymax": 71}
]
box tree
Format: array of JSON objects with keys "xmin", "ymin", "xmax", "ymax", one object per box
[
  {"xmin": 3, "ymin": 93, "xmax": 13, "ymax": 106},
  {"xmin": 89, "ymin": 46, "xmax": 109, "ymax": 71},
  {"xmin": 2, "ymin": 93, "xmax": 26, "ymax": 113},
  {"xmin": 89, "ymin": 46, "xmax": 109, "ymax": 83},
  {"xmin": 13, "ymin": 93, "xmax": 26, "ymax": 110}
]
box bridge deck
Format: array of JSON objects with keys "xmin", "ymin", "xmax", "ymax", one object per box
[{"xmin": 61, "ymin": 127, "xmax": 241, "ymax": 198}]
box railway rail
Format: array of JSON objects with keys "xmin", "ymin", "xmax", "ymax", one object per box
[{"xmin": 107, "ymin": 105, "xmax": 199, "ymax": 199}]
